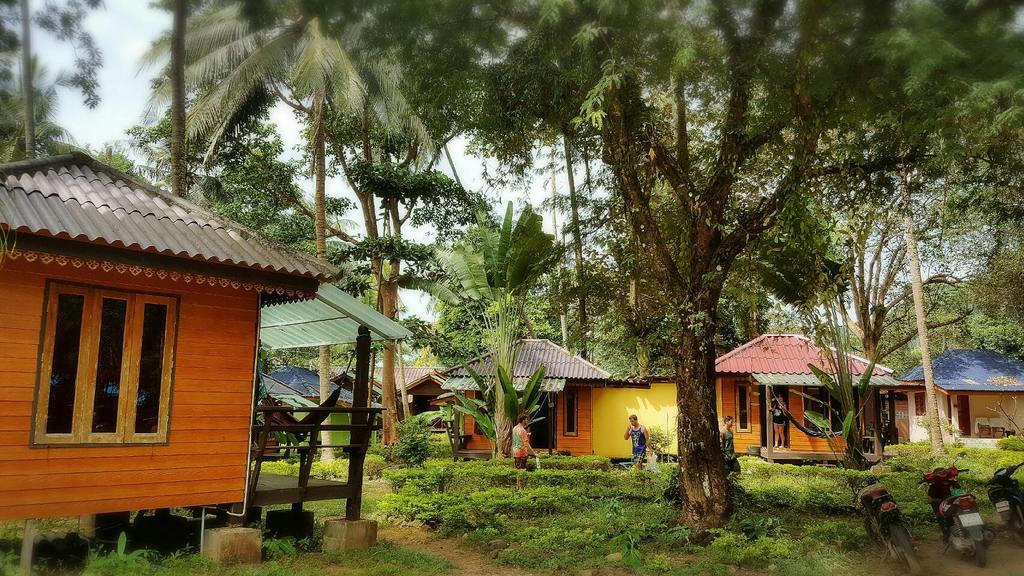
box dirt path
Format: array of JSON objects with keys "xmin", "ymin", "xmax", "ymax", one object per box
[
  {"xmin": 380, "ymin": 526, "xmax": 530, "ymax": 576},
  {"xmin": 902, "ymin": 535, "xmax": 1024, "ymax": 576}
]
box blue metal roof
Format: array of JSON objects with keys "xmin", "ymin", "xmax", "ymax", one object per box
[
  {"xmin": 899, "ymin": 349, "xmax": 1024, "ymax": 392},
  {"xmin": 268, "ymin": 366, "xmax": 349, "ymax": 403}
]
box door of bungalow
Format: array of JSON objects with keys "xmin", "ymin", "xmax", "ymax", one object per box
[
  {"xmin": 956, "ymin": 396, "xmax": 971, "ymax": 437},
  {"xmin": 529, "ymin": 392, "xmax": 556, "ymax": 451}
]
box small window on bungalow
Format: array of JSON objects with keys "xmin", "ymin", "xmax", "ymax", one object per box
[
  {"xmin": 564, "ymin": 388, "xmax": 578, "ymax": 436},
  {"xmin": 34, "ymin": 283, "xmax": 177, "ymax": 445},
  {"xmin": 736, "ymin": 384, "xmax": 750, "ymax": 432}
]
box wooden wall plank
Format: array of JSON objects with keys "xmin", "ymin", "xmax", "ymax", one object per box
[{"xmin": 0, "ymin": 257, "xmax": 258, "ymax": 520}]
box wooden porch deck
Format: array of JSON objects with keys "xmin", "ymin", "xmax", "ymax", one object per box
[
  {"xmin": 759, "ymin": 447, "xmax": 882, "ymax": 463},
  {"xmin": 250, "ymin": 472, "xmax": 353, "ymax": 507}
]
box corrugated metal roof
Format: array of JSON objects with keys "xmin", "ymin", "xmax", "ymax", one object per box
[
  {"xmin": 267, "ymin": 366, "xmax": 345, "ymax": 400},
  {"xmin": 260, "ymin": 284, "xmax": 412, "ymax": 348},
  {"xmin": 751, "ymin": 373, "xmax": 900, "ymax": 388},
  {"xmin": 899, "ymin": 349, "xmax": 1024, "ymax": 392},
  {"xmin": 0, "ymin": 153, "xmax": 335, "ymax": 279},
  {"xmin": 445, "ymin": 339, "xmax": 612, "ymax": 382},
  {"xmin": 715, "ymin": 334, "xmax": 892, "ymax": 376},
  {"xmin": 442, "ymin": 376, "xmax": 566, "ymax": 392}
]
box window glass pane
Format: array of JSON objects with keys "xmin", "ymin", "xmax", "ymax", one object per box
[
  {"xmin": 91, "ymin": 298, "xmax": 127, "ymax": 433},
  {"xmin": 46, "ymin": 293, "xmax": 85, "ymax": 434},
  {"xmin": 737, "ymin": 385, "xmax": 749, "ymax": 429},
  {"xmin": 134, "ymin": 303, "xmax": 168, "ymax": 434},
  {"xmin": 565, "ymin": 390, "xmax": 577, "ymax": 433}
]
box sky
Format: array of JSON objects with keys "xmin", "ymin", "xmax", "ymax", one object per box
[{"xmin": 32, "ymin": 0, "xmax": 562, "ymax": 321}]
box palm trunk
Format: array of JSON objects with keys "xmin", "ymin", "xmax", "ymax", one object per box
[
  {"xmin": 672, "ymin": 297, "xmax": 732, "ymax": 535},
  {"xmin": 312, "ymin": 91, "xmax": 334, "ymax": 461},
  {"xmin": 564, "ymin": 135, "xmax": 588, "ymax": 358},
  {"xmin": 901, "ymin": 170, "xmax": 945, "ymax": 456},
  {"xmin": 169, "ymin": 0, "xmax": 187, "ymax": 198},
  {"xmin": 379, "ymin": 277, "xmax": 399, "ymax": 444},
  {"xmin": 20, "ymin": 0, "xmax": 34, "ymax": 158},
  {"xmin": 549, "ymin": 152, "xmax": 569, "ymax": 348}
]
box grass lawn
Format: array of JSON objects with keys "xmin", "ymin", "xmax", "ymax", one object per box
[{"xmin": 2, "ymin": 443, "xmax": 1023, "ymax": 575}]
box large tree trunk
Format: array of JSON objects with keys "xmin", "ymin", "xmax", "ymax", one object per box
[
  {"xmin": 901, "ymin": 172, "xmax": 945, "ymax": 456},
  {"xmin": 672, "ymin": 299, "xmax": 732, "ymax": 535},
  {"xmin": 19, "ymin": 0, "xmax": 34, "ymax": 158},
  {"xmin": 564, "ymin": 135, "xmax": 589, "ymax": 358},
  {"xmin": 311, "ymin": 91, "xmax": 334, "ymax": 461},
  {"xmin": 169, "ymin": 0, "xmax": 187, "ymax": 198}
]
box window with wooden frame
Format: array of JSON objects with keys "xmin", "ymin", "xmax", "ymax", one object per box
[
  {"xmin": 34, "ymin": 283, "xmax": 177, "ymax": 445},
  {"xmin": 736, "ymin": 383, "xmax": 750, "ymax": 432},
  {"xmin": 564, "ymin": 388, "xmax": 579, "ymax": 436},
  {"xmin": 914, "ymin": 393, "xmax": 926, "ymax": 417}
]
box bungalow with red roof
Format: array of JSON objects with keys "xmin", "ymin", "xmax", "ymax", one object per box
[{"xmin": 715, "ymin": 334, "xmax": 898, "ymax": 462}]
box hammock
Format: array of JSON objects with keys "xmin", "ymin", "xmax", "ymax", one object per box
[{"xmin": 778, "ymin": 401, "xmax": 842, "ymax": 439}]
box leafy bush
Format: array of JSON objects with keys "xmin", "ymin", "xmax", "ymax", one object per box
[
  {"xmin": 428, "ymin": 434, "xmax": 452, "ymax": 459},
  {"xmin": 380, "ymin": 486, "xmax": 589, "ymax": 531},
  {"xmin": 393, "ymin": 416, "xmax": 432, "ymax": 467},
  {"xmin": 260, "ymin": 454, "xmax": 390, "ymax": 481},
  {"xmin": 707, "ymin": 531, "xmax": 800, "ymax": 567},
  {"xmin": 800, "ymin": 519, "xmax": 866, "ymax": 551},
  {"xmin": 998, "ymin": 435, "xmax": 1024, "ymax": 452},
  {"xmin": 383, "ymin": 462, "xmax": 665, "ymax": 499},
  {"xmin": 646, "ymin": 426, "xmax": 671, "ymax": 456}
]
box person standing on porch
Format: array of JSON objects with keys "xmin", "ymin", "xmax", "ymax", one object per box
[
  {"xmin": 624, "ymin": 415, "xmax": 648, "ymax": 470},
  {"xmin": 771, "ymin": 396, "xmax": 789, "ymax": 449}
]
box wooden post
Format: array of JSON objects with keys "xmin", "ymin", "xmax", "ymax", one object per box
[
  {"xmin": 765, "ymin": 383, "xmax": 774, "ymax": 463},
  {"xmin": 20, "ymin": 519, "xmax": 36, "ymax": 575},
  {"xmin": 548, "ymin": 392, "xmax": 555, "ymax": 455},
  {"xmin": 346, "ymin": 326, "xmax": 372, "ymax": 521},
  {"xmin": 887, "ymin": 391, "xmax": 897, "ymax": 443}
]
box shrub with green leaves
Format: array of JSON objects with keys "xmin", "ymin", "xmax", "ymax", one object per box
[
  {"xmin": 998, "ymin": 435, "xmax": 1024, "ymax": 452},
  {"xmin": 394, "ymin": 415, "xmax": 432, "ymax": 467}
]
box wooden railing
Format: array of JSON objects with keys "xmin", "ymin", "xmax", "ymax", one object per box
[{"xmin": 249, "ymin": 405, "xmax": 383, "ymax": 519}]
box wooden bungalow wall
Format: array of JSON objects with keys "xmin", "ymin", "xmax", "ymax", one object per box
[
  {"xmin": 461, "ymin": 385, "xmax": 594, "ymax": 455},
  {"xmin": 0, "ymin": 257, "xmax": 258, "ymax": 520},
  {"xmin": 717, "ymin": 375, "xmax": 840, "ymax": 455}
]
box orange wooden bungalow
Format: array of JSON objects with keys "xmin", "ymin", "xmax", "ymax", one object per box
[
  {"xmin": 0, "ymin": 153, "xmax": 408, "ymax": 527},
  {"xmin": 715, "ymin": 334, "xmax": 898, "ymax": 462},
  {"xmin": 440, "ymin": 339, "xmax": 647, "ymax": 457}
]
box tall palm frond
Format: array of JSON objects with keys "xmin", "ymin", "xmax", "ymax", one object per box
[{"xmin": 145, "ymin": 1, "xmax": 431, "ymax": 164}]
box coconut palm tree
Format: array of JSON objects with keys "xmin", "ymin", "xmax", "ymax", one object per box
[
  {"xmin": 0, "ymin": 60, "xmax": 73, "ymax": 162},
  {"xmin": 147, "ymin": 0, "xmax": 427, "ymax": 451},
  {"xmin": 421, "ymin": 202, "xmax": 557, "ymax": 456}
]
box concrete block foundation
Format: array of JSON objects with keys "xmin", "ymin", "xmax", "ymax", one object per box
[
  {"xmin": 322, "ymin": 519, "xmax": 377, "ymax": 551},
  {"xmin": 201, "ymin": 527, "xmax": 262, "ymax": 565}
]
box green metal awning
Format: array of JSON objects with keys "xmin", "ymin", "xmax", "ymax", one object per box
[
  {"xmin": 442, "ymin": 376, "xmax": 567, "ymax": 393},
  {"xmin": 751, "ymin": 373, "xmax": 901, "ymax": 387},
  {"xmin": 260, "ymin": 284, "xmax": 412, "ymax": 350}
]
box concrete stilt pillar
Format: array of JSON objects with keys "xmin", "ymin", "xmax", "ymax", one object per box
[{"xmin": 322, "ymin": 518, "xmax": 377, "ymax": 551}]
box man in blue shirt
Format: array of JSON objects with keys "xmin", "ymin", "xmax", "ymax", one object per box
[{"xmin": 624, "ymin": 414, "xmax": 648, "ymax": 470}]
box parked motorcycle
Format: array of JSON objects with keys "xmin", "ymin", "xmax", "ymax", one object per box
[
  {"xmin": 922, "ymin": 460, "xmax": 996, "ymax": 567},
  {"xmin": 988, "ymin": 461, "xmax": 1024, "ymax": 542},
  {"xmin": 856, "ymin": 477, "xmax": 920, "ymax": 573}
]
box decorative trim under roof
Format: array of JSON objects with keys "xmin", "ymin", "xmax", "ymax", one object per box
[{"xmin": 442, "ymin": 376, "xmax": 566, "ymax": 393}]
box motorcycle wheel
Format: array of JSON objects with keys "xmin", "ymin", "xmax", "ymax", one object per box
[
  {"xmin": 974, "ymin": 541, "xmax": 987, "ymax": 568},
  {"xmin": 889, "ymin": 524, "xmax": 921, "ymax": 574},
  {"xmin": 1013, "ymin": 503, "xmax": 1024, "ymax": 545}
]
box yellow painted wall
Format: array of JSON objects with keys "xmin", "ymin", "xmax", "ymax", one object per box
[{"xmin": 592, "ymin": 383, "xmax": 678, "ymax": 458}]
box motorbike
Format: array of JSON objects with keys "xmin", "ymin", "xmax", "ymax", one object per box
[
  {"xmin": 922, "ymin": 459, "xmax": 996, "ymax": 567},
  {"xmin": 988, "ymin": 461, "xmax": 1024, "ymax": 542},
  {"xmin": 856, "ymin": 477, "xmax": 920, "ymax": 573}
]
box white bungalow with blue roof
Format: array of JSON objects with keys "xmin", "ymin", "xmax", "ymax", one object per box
[{"xmin": 897, "ymin": 349, "xmax": 1024, "ymax": 446}]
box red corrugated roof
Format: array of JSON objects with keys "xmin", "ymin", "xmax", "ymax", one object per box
[{"xmin": 715, "ymin": 334, "xmax": 891, "ymax": 376}]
